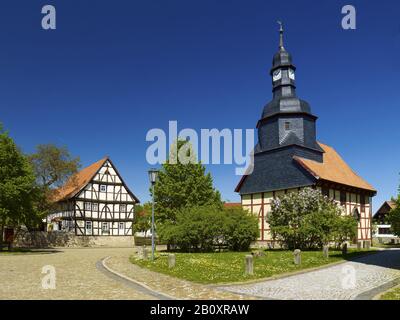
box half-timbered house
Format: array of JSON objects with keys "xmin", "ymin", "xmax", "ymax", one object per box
[
  {"xmin": 47, "ymin": 157, "xmax": 139, "ymax": 238},
  {"xmin": 235, "ymin": 26, "xmax": 376, "ymax": 245},
  {"xmin": 373, "ymin": 201, "xmax": 399, "ymax": 243}
]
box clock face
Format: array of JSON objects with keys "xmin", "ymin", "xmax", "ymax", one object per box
[
  {"xmin": 289, "ymin": 68, "xmax": 295, "ymax": 80},
  {"xmin": 273, "ymin": 69, "xmax": 282, "ymax": 82}
]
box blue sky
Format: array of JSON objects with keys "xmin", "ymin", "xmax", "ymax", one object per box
[{"xmin": 0, "ymin": 0, "xmax": 399, "ymax": 210}]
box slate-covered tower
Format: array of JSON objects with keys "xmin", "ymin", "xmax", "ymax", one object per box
[
  {"xmin": 235, "ymin": 24, "xmax": 376, "ymax": 243},
  {"xmin": 238, "ymin": 24, "xmax": 324, "ymax": 195}
]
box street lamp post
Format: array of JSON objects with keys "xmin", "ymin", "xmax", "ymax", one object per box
[{"xmin": 148, "ymin": 168, "xmax": 159, "ymax": 261}]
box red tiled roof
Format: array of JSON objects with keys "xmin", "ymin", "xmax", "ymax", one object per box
[
  {"xmin": 293, "ymin": 142, "xmax": 376, "ymax": 192},
  {"xmin": 51, "ymin": 157, "xmax": 108, "ymax": 202}
]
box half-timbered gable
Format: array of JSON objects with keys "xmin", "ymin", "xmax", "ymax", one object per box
[
  {"xmin": 47, "ymin": 157, "xmax": 140, "ymax": 237},
  {"xmin": 235, "ymin": 27, "xmax": 376, "ymax": 245}
]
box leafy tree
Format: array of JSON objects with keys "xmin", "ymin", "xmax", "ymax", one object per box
[
  {"xmin": 0, "ymin": 125, "xmax": 40, "ymax": 249},
  {"xmin": 133, "ymin": 203, "xmax": 152, "ymax": 238},
  {"xmin": 269, "ymin": 188, "xmax": 357, "ymax": 249},
  {"xmin": 388, "ymin": 195, "xmax": 400, "ymax": 237},
  {"xmin": 29, "ymin": 144, "xmax": 80, "ymax": 188},
  {"xmin": 29, "ymin": 144, "xmax": 80, "ymax": 216},
  {"xmin": 154, "ymin": 140, "xmax": 222, "ymax": 224}
]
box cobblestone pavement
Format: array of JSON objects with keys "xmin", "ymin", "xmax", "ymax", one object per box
[
  {"xmin": 0, "ymin": 248, "xmax": 156, "ymax": 300},
  {"xmin": 218, "ymin": 249, "xmax": 400, "ymax": 300},
  {"xmin": 106, "ymin": 255, "xmax": 257, "ymax": 300}
]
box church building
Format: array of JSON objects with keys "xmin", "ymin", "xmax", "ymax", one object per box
[
  {"xmin": 235, "ymin": 25, "xmax": 376, "ymax": 245},
  {"xmin": 47, "ymin": 157, "xmax": 139, "ymax": 238}
]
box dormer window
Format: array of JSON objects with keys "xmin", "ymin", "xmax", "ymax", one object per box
[{"xmin": 284, "ymin": 122, "xmax": 291, "ymax": 130}]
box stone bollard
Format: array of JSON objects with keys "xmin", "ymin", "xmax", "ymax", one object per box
[
  {"xmin": 245, "ymin": 255, "xmax": 254, "ymax": 275},
  {"xmin": 342, "ymin": 243, "xmax": 348, "ymax": 255},
  {"xmin": 293, "ymin": 249, "xmax": 301, "ymax": 265},
  {"xmin": 168, "ymin": 254, "xmax": 176, "ymax": 269},
  {"xmin": 357, "ymin": 241, "xmax": 363, "ymax": 250},
  {"xmin": 364, "ymin": 240, "xmax": 371, "ymax": 250},
  {"xmin": 142, "ymin": 246, "xmax": 148, "ymax": 260},
  {"xmin": 323, "ymin": 245, "xmax": 329, "ymax": 259}
]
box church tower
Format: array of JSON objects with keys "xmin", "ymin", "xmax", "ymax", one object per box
[
  {"xmin": 235, "ymin": 24, "xmax": 376, "ymax": 244},
  {"xmin": 256, "ymin": 22, "xmax": 323, "ymax": 156}
]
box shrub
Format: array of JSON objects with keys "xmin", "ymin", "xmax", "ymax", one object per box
[
  {"xmin": 269, "ymin": 188, "xmax": 357, "ymax": 249},
  {"xmin": 158, "ymin": 205, "xmax": 259, "ymax": 252},
  {"xmin": 223, "ymin": 207, "xmax": 259, "ymax": 251}
]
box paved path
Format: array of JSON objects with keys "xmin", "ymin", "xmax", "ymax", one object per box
[
  {"xmin": 218, "ymin": 249, "xmax": 400, "ymax": 300},
  {"xmin": 0, "ymin": 248, "xmax": 156, "ymax": 300}
]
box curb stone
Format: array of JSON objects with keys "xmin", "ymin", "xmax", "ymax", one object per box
[{"xmin": 98, "ymin": 256, "xmax": 175, "ymax": 300}]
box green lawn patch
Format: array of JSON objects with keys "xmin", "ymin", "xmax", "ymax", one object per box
[
  {"xmin": 380, "ymin": 286, "xmax": 400, "ymax": 300},
  {"xmin": 130, "ymin": 248, "xmax": 375, "ymax": 284}
]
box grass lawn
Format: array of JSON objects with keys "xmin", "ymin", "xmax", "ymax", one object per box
[
  {"xmin": 380, "ymin": 286, "xmax": 400, "ymax": 300},
  {"xmin": 130, "ymin": 248, "xmax": 375, "ymax": 284}
]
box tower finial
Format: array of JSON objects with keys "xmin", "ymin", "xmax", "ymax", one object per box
[{"xmin": 277, "ymin": 21, "xmax": 284, "ymax": 50}]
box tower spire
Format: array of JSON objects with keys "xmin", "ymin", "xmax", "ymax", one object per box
[{"xmin": 277, "ymin": 21, "xmax": 284, "ymax": 50}]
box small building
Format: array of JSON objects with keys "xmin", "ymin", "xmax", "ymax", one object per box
[
  {"xmin": 48, "ymin": 157, "xmax": 140, "ymax": 240},
  {"xmin": 373, "ymin": 201, "xmax": 399, "ymax": 244},
  {"xmin": 235, "ymin": 26, "xmax": 376, "ymax": 244}
]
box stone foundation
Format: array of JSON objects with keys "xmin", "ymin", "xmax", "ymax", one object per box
[{"xmin": 13, "ymin": 231, "xmax": 135, "ymax": 248}]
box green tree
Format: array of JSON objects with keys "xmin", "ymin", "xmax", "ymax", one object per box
[
  {"xmin": 29, "ymin": 144, "xmax": 80, "ymax": 188},
  {"xmin": 133, "ymin": 203, "xmax": 152, "ymax": 238},
  {"xmin": 388, "ymin": 195, "xmax": 400, "ymax": 237},
  {"xmin": 29, "ymin": 144, "xmax": 80, "ymax": 216},
  {"xmin": 154, "ymin": 140, "xmax": 222, "ymax": 224},
  {"xmin": 269, "ymin": 188, "xmax": 357, "ymax": 249},
  {"xmin": 0, "ymin": 125, "xmax": 40, "ymax": 250}
]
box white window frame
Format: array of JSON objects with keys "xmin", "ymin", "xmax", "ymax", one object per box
[
  {"xmin": 85, "ymin": 221, "xmax": 92, "ymax": 235},
  {"xmin": 84, "ymin": 202, "xmax": 91, "ymax": 211},
  {"xmin": 100, "ymin": 185, "xmax": 107, "ymax": 192},
  {"xmin": 119, "ymin": 222, "xmax": 124, "ymax": 230},
  {"xmin": 120, "ymin": 204, "xmax": 126, "ymax": 213},
  {"xmin": 92, "ymin": 203, "xmax": 98, "ymax": 211},
  {"xmin": 102, "ymin": 222, "xmax": 109, "ymax": 234}
]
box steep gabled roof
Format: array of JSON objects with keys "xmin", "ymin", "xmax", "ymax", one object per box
[
  {"xmin": 51, "ymin": 157, "xmax": 140, "ymax": 203},
  {"xmin": 293, "ymin": 142, "xmax": 376, "ymax": 193},
  {"xmin": 51, "ymin": 158, "xmax": 108, "ymax": 202},
  {"xmin": 373, "ymin": 200, "xmax": 397, "ymax": 219}
]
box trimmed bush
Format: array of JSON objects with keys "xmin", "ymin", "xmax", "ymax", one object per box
[{"xmin": 158, "ymin": 205, "xmax": 259, "ymax": 252}]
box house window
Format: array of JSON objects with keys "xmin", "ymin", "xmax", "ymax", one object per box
[
  {"xmin": 119, "ymin": 222, "xmax": 124, "ymax": 230},
  {"xmin": 92, "ymin": 203, "xmax": 98, "ymax": 211},
  {"xmin": 102, "ymin": 222, "xmax": 109, "ymax": 234},
  {"xmin": 284, "ymin": 122, "xmax": 291, "ymax": 130},
  {"xmin": 84, "ymin": 202, "xmax": 91, "ymax": 211},
  {"xmin": 360, "ymin": 195, "xmax": 366, "ymax": 213},
  {"xmin": 120, "ymin": 204, "xmax": 126, "ymax": 213},
  {"xmin": 85, "ymin": 221, "xmax": 92, "ymax": 235},
  {"xmin": 340, "ymin": 191, "xmax": 346, "ymax": 206},
  {"xmin": 321, "ymin": 187, "xmax": 330, "ymax": 198},
  {"xmin": 100, "ymin": 185, "xmax": 107, "ymax": 192},
  {"xmin": 378, "ymin": 227, "xmax": 391, "ymax": 235}
]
